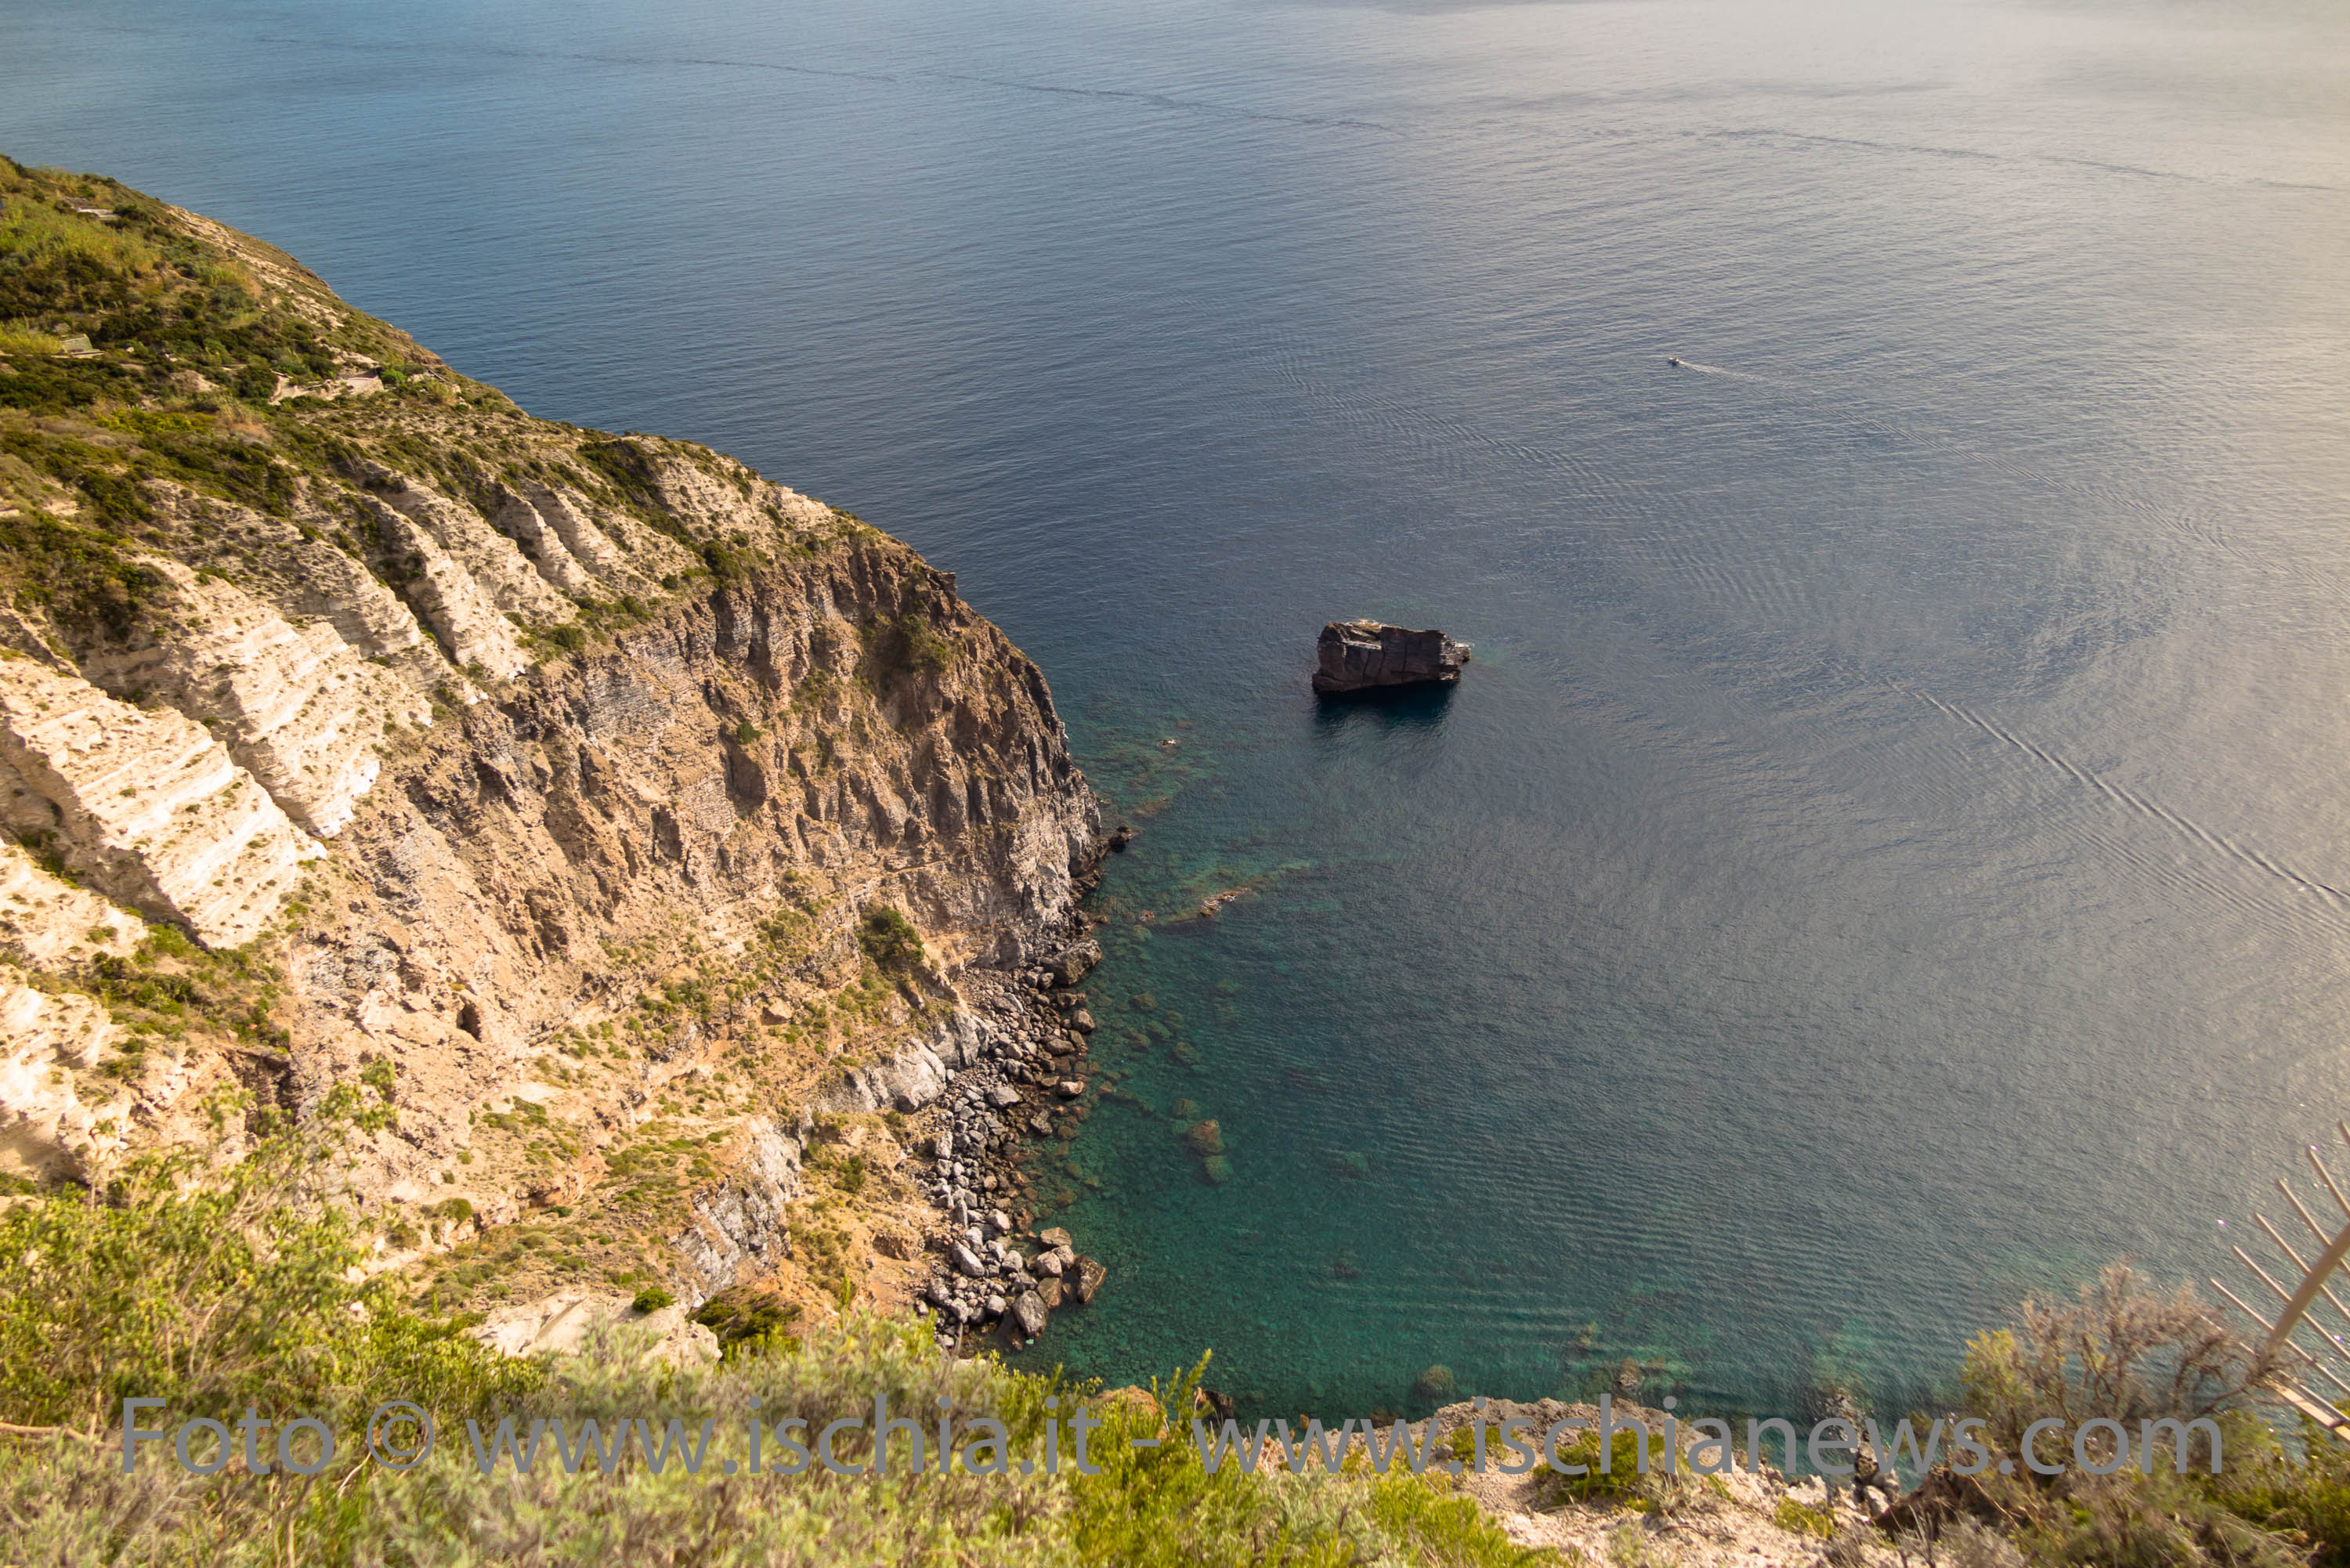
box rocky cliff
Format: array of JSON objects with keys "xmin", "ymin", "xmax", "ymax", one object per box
[{"xmin": 0, "ymin": 157, "xmax": 1100, "ymax": 1328}]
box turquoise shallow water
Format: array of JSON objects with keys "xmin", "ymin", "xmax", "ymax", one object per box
[{"xmin": 9, "ymin": 0, "xmax": 2350, "ymax": 1419}]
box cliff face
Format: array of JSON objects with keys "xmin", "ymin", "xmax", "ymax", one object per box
[{"xmin": 0, "ymin": 158, "xmax": 1098, "ymax": 1317}]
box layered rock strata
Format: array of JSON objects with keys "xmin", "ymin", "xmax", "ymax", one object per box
[{"xmin": 0, "ymin": 162, "xmax": 1107, "ymax": 1340}]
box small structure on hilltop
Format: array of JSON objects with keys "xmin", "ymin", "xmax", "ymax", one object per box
[{"xmin": 1311, "ymin": 620, "xmax": 1470, "ymax": 695}]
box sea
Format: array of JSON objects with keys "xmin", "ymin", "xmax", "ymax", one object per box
[{"xmin": 8, "ymin": 0, "xmax": 2349, "ymax": 1420}]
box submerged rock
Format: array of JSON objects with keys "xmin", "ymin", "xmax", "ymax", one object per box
[
  {"xmin": 1412, "ymin": 1364, "xmax": 1458, "ymax": 1404},
  {"xmin": 1311, "ymin": 620, "xmax": 1470, "ymax": 694}
]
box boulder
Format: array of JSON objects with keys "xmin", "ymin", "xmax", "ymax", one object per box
[
  {"xmin": 1038, "ymin": 1226, "xmax": 1074, "ymax": 1250},
  {"xmin": 1311, "ymin": 620, "xmax": 1470, "ymax": 695},
  {"xmin": 1047, "ymin": 939, "xmax": 1101, "ymax": 987},
  {"xmin": 987, "ymin": 1084, "xmax": 1023, "ymax": 1110},
  {"xmin": 1037, "ymin": 1277, "xmax": 1065, "ymax": 1309},
  {"xmin": 952, "ymin": 1242, "xmax": 986, "ymax": 1278},
  {"xmin": 810, "ymin": 1032, "xmax": 952, "ymax": 1116},
  {"xmin": 1072, "ymin": 1254, "xmax": 1108, "ymax": 1304},
  {"xmin": 1011, "ymin": 1289, "xmax": 1049, "ymax": 1338},
  {"xmin": 1184, "ymin": 1119, "xmax": 1224, "ymax": 1157},
  {"xmin": 1069, "ymin": 1009, "xmax": 1096, "ymax": 1033}
]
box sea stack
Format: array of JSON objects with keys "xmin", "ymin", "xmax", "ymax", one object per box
[{"xmin": 1311, "ymin": 620, "xmax": 1471, "ymax": 694}]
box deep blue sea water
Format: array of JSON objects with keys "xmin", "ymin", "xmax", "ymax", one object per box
[{"xmin": 9, "ymin": 0, "xmax": 2350, "ymax": 1418}]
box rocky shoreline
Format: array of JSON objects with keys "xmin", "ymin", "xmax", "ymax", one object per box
[{"xmin": 866, "ymin": 934, "xmax": 1118, "ymax": 1353}]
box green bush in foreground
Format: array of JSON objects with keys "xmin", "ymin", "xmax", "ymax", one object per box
[
  {"xmin": 0, "ymin": 1089, "xmax": 540, "ymax": 1436},
  {"xmin": 0, "ymin": 1317, "xmax": 1547, "ymax": 1567},
  {"xmin": 0, "ymin": 1113, "xmax": 1546, "ymax": 1567}
]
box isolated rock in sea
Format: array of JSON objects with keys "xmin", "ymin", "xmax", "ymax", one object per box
[
  {"xmin": 1072, "ymin": 1254, "xmax": 1108, "ymax": 1303},
  {"xmin": 1311, "ymin": 620, "xmax": 1470, "ymax": 694},
  {"xmin": 1184, "ymin": 1118, "xmax": 1224, "ymax": 1157}
]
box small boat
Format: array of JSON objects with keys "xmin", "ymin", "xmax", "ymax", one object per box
[{"xmin": 1666, "ymin": 356, "xmax": 1683, "ymax": 367}]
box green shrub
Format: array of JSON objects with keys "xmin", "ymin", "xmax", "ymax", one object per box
[
  {"xmin": 1773, "ymin": 1497, "xmax": 1838, "ymax": 1537},
  {"xmin": 0, "ymin": 1314, "xmax": 1549, "ymax": 1566},
  {"xmin": 2200, "ymin": 1408, "xmax": 2350, "ymax": 1568},
  {"xmin": 692, "ymin": 1288, "xmax": 803, "ymax": 1360},
  {"xmin": 1535, "ymin": 1427, "xmax": 1676, "ymax": 1509},
  {"xmin": 630, "ymin": 1287, "xmax": 674, "ymax": 1315},
  {"xmin": 0, "ymin": 1090, "xmax": 537, "ymax": 1433},
  {"xmin": 1938, "ymin": 1265, "xmax": 2308, "ymax": 1568},
  {"xmin": 858, "ymin": 906, "xmax": 924, "ymax": 974}
]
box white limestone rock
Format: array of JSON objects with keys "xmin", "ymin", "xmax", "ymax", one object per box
[
  {"xmin": 366, "ymin": 475, "xmax": 575, "ymax": 627},
  {"xmin": 0, "ymin": 656, "xmax": 321, "ymax": 947},
  {"xmin": 0, "ymin": 836, "xmax": 141, "ymax": 965},
  {"xmin": 81, "ymin": 562, "xmax": 431, "ymax": 837},
  {"xmin": 519, "ymin": 482, "xmax": 633, "ymax": 582},
  {"xmin": 363, "ymin": 502, "xmax": 533, "ymax": 680},
  {"xmin": 486, "ymin": 486, "xmax": 598, "ymax": 595},
  {"xmin": 0, "ymin": 982, "xmax": 125, "ymax": 1180},
  {"xmin": 473, "ymin": 1288, "xmax": 720, "ymax": 1369}
]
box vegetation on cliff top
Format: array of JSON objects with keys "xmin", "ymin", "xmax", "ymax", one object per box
[
  {"xmin": 0, "ymin": 1107, "xmax": 1540, "ymax": 1566},
  {"xmin": 0, "ymin": 155, "xmax": 877, "ymax": 649}
]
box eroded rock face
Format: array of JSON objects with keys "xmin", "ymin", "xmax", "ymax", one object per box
[
  {"xmin": 0, "ymin": 656, "xmax": 323, "ymax": 946},
  {"xmin": 79, "ymin": 562, "xmax": 432, "ymax": 837},
  {"xmin": 0, "ymin": 983, "xmax": 122, "ymax": 1180},
  {"xmin": 1311, "ymin": 620, "xmax": 1470, "ymax": 694},
  {"xmin": 671, "ymin": 1118, "xmax": 804, "ymax": 1293},
  {"xmin": 0, "ymin": 178, "xmax": 1105, "ymax": 1328},
  {"xmin": 0, "ymin": 837, "xmax": 139, "ymax": 966},
  {"xmin": 474, "ymin": 1288, "xmax": 719, "ymax": 1369}
]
